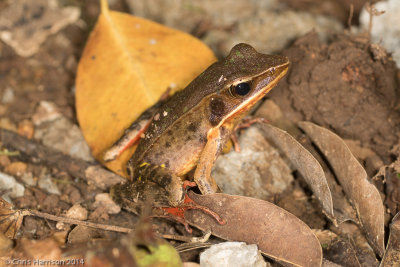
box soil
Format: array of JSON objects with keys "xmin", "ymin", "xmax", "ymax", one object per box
[
  {"xmin": 0, "ymin": 0, "xmax": 399, "ymax": 266},
  {"xmin": 270, "ymin": 31, "xmax": 400, "ymax": 160}
]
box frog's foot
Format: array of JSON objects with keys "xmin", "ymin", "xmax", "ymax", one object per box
[
  {"xmin": 159, "ymin": 181, "xmax": 226, "ymax": 233},
  {"xmin": 231, "ymin": 117, "xmax": 269, "ymax": 152}
]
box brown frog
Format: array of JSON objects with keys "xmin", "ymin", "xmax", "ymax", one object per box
[{"xmin": 107, "ymin": 43, "xmax": 289, "ymax": 208}]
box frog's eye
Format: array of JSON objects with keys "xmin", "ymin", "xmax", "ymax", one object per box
[{"xmin": 230, "ymin": 82, "xmax": 251, "ymax": 97}]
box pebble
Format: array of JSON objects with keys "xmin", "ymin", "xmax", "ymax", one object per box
[
  {"xmin": 32, "ymin": 101, "xmax": 62, "ymax": 125},
  {"xmin": 0, "ymin": 172, "xmax": 25, "ymax": 201},
  {"xmin": 360, "ymin": 0, "xmax": 400, "ymax": 68},
  {"xmin": 38, "ymin": 174, "xmax": 60, "ymax": 195},
  {"xmin": 1, "ymin": 87, "xmax": 15, "ymax": 104},
  {"xmin": 17, "ymin": 119, "xmax": 34, "ymax": 139},
  {"xmin": 212, "ymin": 127, "xmax": 293, "ymax": 199},
  {"xmin": 20, "ymin": 172, "xmax": 37, "ymax": 186},
  {"xmin": 0, "ymin": 117, "xmax": 17, "ymax": 132},
  {"xmin": 93, "ymin": 193, "xmax": 121, "ymax": 214},
  {"xmin": 200, "ymin": 242, "xmax": 267, "ymax": 267},
  {"xmin": 35, "ymin": 116, "xmax": 93, "ymax": 162},
  {"xmin": 56, "ymin": 222, "xmax": 67, "ymax": 230},
  {"xmin": 66, "ymin": 204, "xmax": 88, "ymax": 221},
  {"xmin": 5, "ymin": 161, "xmax": 27, "ymax": 177},
  {"xmin": 0, "ymin": 155, "xmax": 11, "ymax": 168}
]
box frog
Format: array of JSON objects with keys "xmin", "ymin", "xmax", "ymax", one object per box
[{"xmin": 106, "ymin": 43, "xmax": 289, "ymax": 209}]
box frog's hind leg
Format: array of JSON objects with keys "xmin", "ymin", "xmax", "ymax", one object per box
[
  {"xmin": 103, "ymin": 88, "xmax": 172, "ymax": 162},
  {"xmin": 135, "ymin": 163, "xmax": 226, "ymax": 232},
  {"xmin": 103, "ymin": 118, "xmax": 152, "ymax": 162},
  {"xmin": 135, "ymin": 163, "xmax": 185, "ymax": 207}
]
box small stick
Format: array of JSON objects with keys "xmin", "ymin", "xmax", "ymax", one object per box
[
  {"xmin": 347, "ymin": 4, "xmax": 354, "ymax": 28},
  {"xmin": 162, "ymin": 230, "xmax": 211, "ymax": 243},
  {"xmin": 23, "ymin": 209, "xmax": 210, "ymax": 242},
  {"xmin": 24, "ymin": 209, "xmax": 132, "ymax": 233},
  {"xmin": 175, "ymin": 241, "xmax": 213, "ymax": 253},
  {"xmin": 365, "ymin": 2, "xmax": 385, "ymax": 39}
]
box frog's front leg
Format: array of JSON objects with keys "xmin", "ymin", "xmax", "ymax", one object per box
[
  {"xmin": 134, "ymin": 162, "xmax": 185, "ymax": 206},
  {"xmin": 194, "ymin": 126, "xmax": 229, "ymax": 195}
]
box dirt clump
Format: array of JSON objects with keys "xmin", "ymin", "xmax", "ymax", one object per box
[{"xmin": 270, "ymin": 31, "xmax": 400, "ymax": 161}]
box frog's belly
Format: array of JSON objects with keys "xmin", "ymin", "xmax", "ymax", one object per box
[{"xmin": 142, "ymin": 136, "xmax": 206, "ymax": 177}]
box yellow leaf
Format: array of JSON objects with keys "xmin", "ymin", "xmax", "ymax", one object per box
[{"xmin": 76, "ymin": 0, "xmax": 216, "ymax": 176}]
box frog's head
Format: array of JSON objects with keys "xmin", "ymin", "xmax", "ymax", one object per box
[{"xmin": 205, "ymin": 43, "xmax": 289, "ymax": 127}]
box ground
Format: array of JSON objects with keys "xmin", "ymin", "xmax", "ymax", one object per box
[{"xmin": 0, "ymin": 0, "xmax": 399, "ymax": 266}]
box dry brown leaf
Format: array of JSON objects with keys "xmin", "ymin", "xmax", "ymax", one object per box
[
  {"xmin": 380, "ymin": 212, "xmax": 400, "ymax": 267},
  {"xmin": 259, "ymin": 124, "xmax": 335, "ymax": 222},
  {"xmin": 0, "ymin": 232, "xmax": 13, "ymax": 256},
  {"xmin": 76, "ymin": 0, "xmax": 216, "ymax": 176},
  {"xmin": 257, "ymin": 100, "xmax": 356, "ymax": 224},
  {"xmin": 297, "ymin": 132, "xmax": 358, "ymax": 224},
  {"xmin": 298, "ymin": 121, "xmax": 385, "ymax": 257},
  {"xmin": 185, "ymin": 192, "xmax": 322, "ymax": 267},
  {"xmin": 323, "ymin": 171, "xmax": 358, "ymax": 225},
  {"xmin": 0, "ymin": 197, "xmax": 24, "ymax": 239},
  {"xmin": 324, "ymin": 240, "xmax": 362, "ymax": 267}
]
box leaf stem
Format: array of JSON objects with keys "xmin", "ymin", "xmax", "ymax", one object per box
[{"xmin": 100, "ymin": 0, "xmax": 109, "ymax": 16}]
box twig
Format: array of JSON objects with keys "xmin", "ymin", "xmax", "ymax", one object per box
[
  {"xmin": 175, "ymin": 241, "xmax": 213, "ymax": 253},
  {"xmin": 0, "ymin": 128, "xmax": 124, "ymax": 189},
  {"xmin": 24, "ymin": 209, "xmax": 210, "ymax": 242},
  {"xmin": 365, "ymin": 2, "xmax": 385, "ymax": 39},
  {"xmin": 162, "ymin": 229, "xmax": 211, "ymax": 243},
  {"xmin": 24, "ymin": 209, "xmax": 132, "ymax": 233},
  {"xmin": 347, "ymin": 4, "xmax": 354, "ymax": 28}
]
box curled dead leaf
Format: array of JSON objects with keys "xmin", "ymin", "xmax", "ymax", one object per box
[
  {"xmin": 185, "ymin": 192, "xmax": 322, "ymax": 267},
  {"xmin": 295, "ymin": 129, "xmax": 358, "ymax": 225},
  {"xmin": 257, "ymin": 100, "xmax": 357, "ymax": 224},
  {"xmin": 0, "ymin": 197, "xmax": 24, "ymax": 239},
  {"xmin": 298, "ymin": 121, "xmax": 385, "ymax": 257},
  {"xmin": 259, "ymin": 124, "xmax": 335, "ymax": 222},
  {"xmin": 324, "ymin": 239, "xmax": 368, "ymax": 267},
  {"xmin": 380, "ymin": 212, "xmax": 400, "ymax": 267}
]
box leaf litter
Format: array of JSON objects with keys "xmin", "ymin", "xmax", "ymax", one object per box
[
  {"xmin": 185, "ymin": 192, "xmax": 323, "ymax": 267},
  {"xmin": 298, "ymin": 121, "xmax": 385, "ymax": 257},
  {"xmin": 381, "ymin": 212, "xmax": 400, "ymax": 267},
  {"xmin": 259, "ymin": 123, "xmax": 335, "ymax": 223},
  {"xmin": 1, "ymin": 0, "xmax": 398, "ymax": 266}
]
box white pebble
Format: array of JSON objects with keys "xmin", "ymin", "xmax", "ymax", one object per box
[{"xmin": 200, "ymin": 242, "xmax": 266, "ymax": 267}]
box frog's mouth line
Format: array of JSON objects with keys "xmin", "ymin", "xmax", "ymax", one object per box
[{"xmin": 217, "ymin": 62, "xmax": 289, "ymax": 128}]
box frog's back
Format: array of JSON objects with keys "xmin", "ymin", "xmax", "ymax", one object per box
[{"xmin": 130, "ymin": 61, "xmax": 223, "ymax": 168}]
